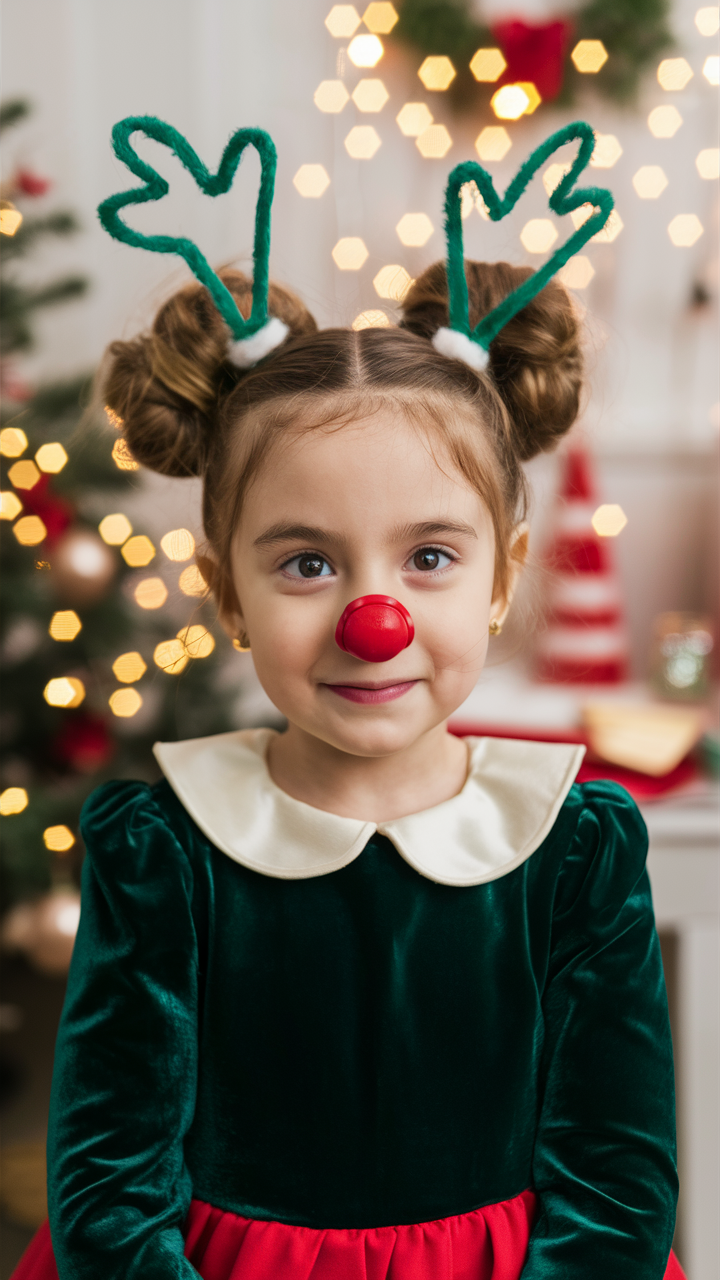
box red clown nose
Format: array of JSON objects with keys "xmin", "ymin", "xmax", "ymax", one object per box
[{"xmin": 335, "ymin": 595, "xmax": 415, "ymax": 663}]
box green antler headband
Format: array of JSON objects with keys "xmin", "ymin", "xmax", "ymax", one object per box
[
  {"xmin": 97, "ymin": 116, "xmax": 612, "ymax": 375},
  {"xmin": 97, "ymin": 116, "xmax": 288, "ymax": 367},
  {"xmin": 433, "ymin": 121, "xmax": 614, "ymax": 373}
]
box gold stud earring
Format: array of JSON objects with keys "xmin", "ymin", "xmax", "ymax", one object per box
[
  {"xmin": 233, "ymin": 632, "xmax": 251, "ymax": 652},
  {"xmin": 488, "ymin": 619, "xmax": 502, "ymax": 636}
]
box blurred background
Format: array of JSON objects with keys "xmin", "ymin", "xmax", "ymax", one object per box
[{"xmin": 0, "ymin": 0, "xmax": 718, "ymax": 1275}]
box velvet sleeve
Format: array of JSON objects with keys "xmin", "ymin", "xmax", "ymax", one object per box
[
  {"xmin": 47, "ymin": 781, "xmax": 201, "ymax": 1279},
  {"xmin": 522, "ymin": 781, "xmax": 678, "ymax": 1279}
]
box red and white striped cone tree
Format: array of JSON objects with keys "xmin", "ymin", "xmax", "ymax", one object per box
[{"xmin": 535, "ymin": 446, "xmax": 629, "ymax": 683}]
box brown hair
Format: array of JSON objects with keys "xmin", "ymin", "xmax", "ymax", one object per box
[{"xmin": 103, "ymin": 262, "xmax": 583, "ymax": 611}]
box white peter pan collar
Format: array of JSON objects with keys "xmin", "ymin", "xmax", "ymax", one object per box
[{"xmin": 154, "ymin": 729, "xmax": 585, "ymax": 888}]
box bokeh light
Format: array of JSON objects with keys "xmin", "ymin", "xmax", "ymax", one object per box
[
  {"xmin": 362, "ymin": 2, "xmax": 398, "ymax": 32},
  {"xmin": 475, "ymin": 126, "xmax": 511, "ymax": 161},
  {"xmin": 109, "ymin": 688, "xmax": 143, "ymax": 717},
  {"xmin": 590, "ymin": 133, "xmax": 623, "ymax": 168},
  {"xmin": 633, "ymin": 165, "xmax": 668, "ymax": 198},
  {"xmin": 104, "ymin": 405, "xmax": 123, "ymax": 430},
  {"xmin": 0, "ymin": 787, "xmax": 28, "ymax": 815},
  {"xmin": 134, "ymin": 577, "xmax": 168, "ymax": 609},
  {"xmin": 324, "ymin": 5, "xmax": 361, "ymax": 37},
  {"xmin": 696, "ymin": 148, "xmax": 720, "ymax": 179},
  {"xmin": 348, "ymin": 34, "xmax": 384, "ymax": 67},
  {"xmin": 49, "ymin": 611, "xmax": 82, "ymax": 642},
  {"xmin": 160, "ymin": 528, "xmax": 195, "ymax": 561},
  {"xmin": 0, "ymin": 491, "xmax": 23, "ymax": 520},
  {"xmin": 396, "ymin": 213, "xmax": 434, "ymax": 246},
  {"xmin": 0, "ymin": 427, "xmax": 28, "ymax": 457},
  {"xmin": 154, "ymin": 639, "xmax": 189, "ymax": 674},
  {"xmin": 491, "ymin": 84, "xmax": 530, "ymax": 120},
  {"xmin": 314, "ymin": 80, "xmax": 349, "ymax": 113},
  {"xmin": 657, "ymin": 57, "xmax": 693, "ymax": 90},
  {"xmin": 418, "ymin": 56, "xmax": 456, "ymax": 90},
  {"xmin": 8, "ymin": 460, "xmax": 40, "ymax": 490},
  {"xmin": 44, "ymin": 677, "xmax": 85, "ymax": 708},
  {"xmin": 121, "ymin": 535, "xmax": 156, "ymax": 568},
  {"xmin": 396, "ymin": 103, "xmax": 433, "ymax": 136},
  {"xmin": 0, "ymin": 205, "xmax": 23, "ymax": 236},
  {"xmin": 571, "ymin": 40, "xmax": 608, "ymax": 73},
  {"xmin": 178, "ymin": 565, "xmax": 207, "ymax": 597},
  {"xmin": 344, "ymin": 125, "xmax": 382, "ymax": 158},
  {"xmin": 648, "ymin": 105, "xmax": 683, "ymax": 137},
  {"xmin": 332, "ymin": 237, "xmax": 369, "ymax": 269},
  {"xmin": 543, "ymin": 162, "xmax": 570, "ymax": 195},
  {"xmin": 112, "ymin": 651, "xmax": 147, "ymax": 683},
  {"xmin": 293, "ymin": 164, "xmax": 331, "ymax": 197},
  {"xmin": 352, "ymin": 79, "xmax": 389, "ymax": 112},
  {"xmin": 416, "ymin": 124, "xmax": 452, "ymax": 157},
  {"xmin": 558, "ymin": 255, "xmax": 595, "ymax": 289},
  {"xmin": 517, "ymin": 82, "xmax": 541, "ymax": 114},
  {"xmin": 373, "ymin": 264, "xmax": 413, "ymax": 300},
  {"xmin": 99, "ymin": 512, "xmax": 132, "ymax": 545},
  {"xmin": 178, "ymin": 625, "xmax": 216, "ymax": 659},
  {"xmin": 520, "ymin": 219, "xmax": 558, "ymax": 254},
  {"xmin": 695, "ymin": 5, "xmax": 719, "ymax": 34},
  {"xmin": 111, "ymin": 437, "xmax": 139, "ymax": 470},
  {"xmin": 703, "ymin": 55, "xmax": 720, "ymax": 85},
  {"xmin": 571, "ymin": 204, "xmax": 623, "ymax": 242},
  {"xmin": 668, "ymin": 214, "xmax": 704, "ymax": 246},
  {"xmin": 352, "ymin": 310, "xmax": 391, "ymax": 330},
  {"xmin": 13, "ymin": 515, "xmax": 47, "ymax": 546},
  {"xmin": 43, "ymin": 825, "xmax": 75, "ymax": 852},
  {"xmin": 592, "ymin": 505, "xmax": 628, "ymax": 537},
  {"xmin": 469, "ymin": 48, "xmax": 506, "ymax": 82},
  {"xmin": 35, "ymin": 442, "xmax": 68, "ymax": 473}
]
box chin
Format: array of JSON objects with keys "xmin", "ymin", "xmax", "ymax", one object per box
[{"xmin": 319, "ymin": 711, "xmax": 440, "ymax": 759}]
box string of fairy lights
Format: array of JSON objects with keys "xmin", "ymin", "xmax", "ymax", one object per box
[{"xmin": 294, "ymin": 2, "xmax": 719, "ymax": 329}]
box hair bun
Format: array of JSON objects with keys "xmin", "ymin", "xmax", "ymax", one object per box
[
  {"xmin": 401, "ymin": 260, "xmax": 583, "ymax": 461},
  {"xmin": 102, "ymin": 269, "xmax": 317, "ymax": 478}
]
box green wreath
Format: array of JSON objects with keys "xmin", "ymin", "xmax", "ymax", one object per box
[{"xmin": 391, "ymin": 0, "xmax": 674, "ymax": 113}]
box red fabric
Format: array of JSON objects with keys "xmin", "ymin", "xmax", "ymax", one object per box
[
  {"xmin": 9, "ymin": 1204, "xmax": 688, "ymax": 1280},
  {"xmin": 491, "ymin": 20, "xmax": 573, "ymax": 101}
]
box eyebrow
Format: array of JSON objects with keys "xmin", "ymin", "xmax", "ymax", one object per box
[
  {"xmin": 391, "ymin": 520, "xmax": 478, "ymax": 543},
  {"xmin": 253, "ymin": 522, "xmax": 345, "ymax": 549}
]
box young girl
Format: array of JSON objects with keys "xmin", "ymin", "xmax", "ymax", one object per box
[{"xmin": 15, "ymin": 133, "xmax": 682, "ymax": 1280}]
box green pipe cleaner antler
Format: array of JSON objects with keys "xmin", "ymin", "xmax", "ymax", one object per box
[
  {"xmin": 443, "ymin": 121, "xmax": 614, "ymax": 351},
  {"xmin": 97, "ymin": 116, "xmax": 277, "ymax": 341}
]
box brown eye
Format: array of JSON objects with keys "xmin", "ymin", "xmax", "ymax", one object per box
[
  {"xmin": 298, "ymin": 555, "xmax": 327, "ymax": 577},
  {"xmin": 413, "ymin": 549, "xmax": 440, "ymax": 571}
]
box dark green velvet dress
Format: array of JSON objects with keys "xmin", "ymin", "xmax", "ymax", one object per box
[{"xmin": 46, "ymin": 768, "xmax": 677, "ymax": 1278}]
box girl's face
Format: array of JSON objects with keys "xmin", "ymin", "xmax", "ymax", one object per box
[{"xmin": 224, "ymin": 412, "xmax": 523, "ymax": 759}]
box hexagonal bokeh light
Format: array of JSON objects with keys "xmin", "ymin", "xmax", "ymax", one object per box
[
  {"xmin": 314, "ymin": 80, "xmax": 350, "ymax": 113},
  {"xmin": 44, "ymin": 676, "xmax": 85, "ymax": 708},
  {"xmin": 362, "ymin": 2, "xmax": 398, "ymax": 33},
  {"xmin": 99, "ymin": 512, "xmax": 132, "ymax": 545},
  {"xmin": 475, "ymin": 126, "xmax": 511, "ymax": 161},
  {"xmin": 542, "ymin": 162, "xmax": 570, "ymax": 196},
  {"xmin": 491, "ymin": 84, "xmax": 530, "ymax": 120},
  {"xmin": 13, "ymin": 515, "xmax": 47, "ymax": 546},
  {"xmin": 352, "ymin": 310, "xmax": 391, "ymax": 330},
  {"xmin": 121, "ymin": 535, "xmax": 156, "ymax": 568},
  {"xmin": 179, "ymin": 625, "xmax": 216, "ymax": 659},
  {"xmin": 373, "ymin": 264, "xmax": 413, "ymax": 300},
  {"xmin": 179, "ymin": 565, "xmax": 207, "ymax": 597},
  {"xmin": 592, "ymin": 505, "xmax": 628, "ymax": 537},
  {"xmin": 657, "ymin": 57, "xmax": 693, "ymax": 90},
  {"xmin": 344, "ymin": 125, "xmax": 382, "ymax": 159},
  {"xmin": 0, "ymin": 426, "xmax": 28, "ymax": 457},
  {"xmin": 348, "ymin": 34, "xmax": 384, "ymax": 67},
  {"xmin": 418, "ymin": 56, "xmax": 456, "ymax": 91},
  {"xmin": 648, "ymin": 105, "xmax": 683, "ymax": 137},
  {"xmin": 332, "ymin": 237, "xmax": 369, "ymax": 270},
  {"xmin": 43, "ymin": 825, "xmax": 76, "ymax": 852},
  {"xmin": 160, "ymin": 528, "xmax": 196, "ymax": 561},
  {"xmin": 112, "ymin": 651, "xmax": 147, "ymax": 683},
  {"xmin": 352, "ymin": 79, "xmax": 389, "ymax": 112},
  {"xmin": 416, "ymin": 124, "xmax": 452, "ymax": 158},
  {"xmin": 154, "ymin": 638, "xmax": 189, "ymax": 674},
  {"xmin": 0, "ymin": 491, "xmax": 23, "ymax": 521},
  {"xmin": 396, "ymin": 213, "xmax": 434, "ymax": 246},
  {"xmin": 396, "ymin": 103, "xmax": 433, "ymax": 136},
  {"xmin": 558, "ymin": 255, "xmax": 595, "ymax": 290},
  {"xmin": 696, "ymin": 148, "xmax": 720, "ymax": 179},
  {"xmin": 469, "ymin": 48, "xmax": 506, "ymax": 82},
  {"xmin": 325, "ymin": 5, "xmax": 361, "ymax": 37},
  {"xmin": 8, "ymin": 460, "xmax": 40, "ymax": 490},
  {"xmin": 668, "ymin": 214, "xmax": 704, "ymax": 246},
  {"xmin": 695, "ymin": 5, "xmax": 720, "ymax": 34},
  {"xmin": 35, "ymin": 442, "xmax": 68, "ymax": 473},
  {"xmin": 704, "ymin": 55, "xmax": 720, "ymax": 84},
  {"xmin": 520, "ymin": 219, "xmax": 558, "ymax": 254},
  {"xmin": 571, "ymin": 40, "xmax": 608, "ymax": 73},
  {"xmin": 571, "ymin": 204, "xmax": 623, "ymax": 243},
  {"xmin": 590, "ymin": 133, "xmax": 623, "ymax": 168},
  {"xmin": 49, "ymin": 611, "xmax": 82, "ymax": 642},
  {"xmin": 109, "ymin": 688, "xmax": 143, "ymax": 717},
  {"xmin": 0, "ymin": 787, "xmax": 28, "ymax": 815},
  {"xmin": 517, "ymin": 82, "xmax": 541, "ymax": 114},
  {"xmin": 632, "ymin": 166, "xmax": 668, "ymax": 199},
  {"xmin": 293, "ymin": 164, "xmax": 331, "ymax": 198},
  {"xmin": 134, "ymin": 577, "xmax": 168, "ymax": 609}
]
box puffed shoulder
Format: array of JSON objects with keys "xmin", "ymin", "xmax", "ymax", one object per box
[
  {"xmin": 79, "ymin": 779, "xmax": 196, "ymax": 897},
  {"xmin": 554, "ymin": 779, "xmax": 650, "ymax": 923}
]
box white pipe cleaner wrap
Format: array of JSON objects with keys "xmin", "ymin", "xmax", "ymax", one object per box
[
  {"xmin": 226, "ymin": 316, "xmax": 290, "ymax": 369},
  {"xmin": 432, "ymin": 327, "xmax": 490, "ymax": 373}
]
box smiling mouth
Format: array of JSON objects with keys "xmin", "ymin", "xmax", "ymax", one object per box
[{"xmin": 322, "ymin": 680, "xmax": 419, "ymax": 705}]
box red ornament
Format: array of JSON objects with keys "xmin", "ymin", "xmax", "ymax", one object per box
[
  {"xmin": 15, "ymin": 168, "xmax": 52, "ymax": 197},
  {"xmin": 22, "ymin": 475, "xmax": 74, "ymax": 545},
  {"xmin": 492, "ymin": 19, "xmax": 573, "ymax": 102},
  {"xmin": 335, "ymin": 595, "xmax": 415, "ymax": 663},
  {"xmin": 52, "ymin": 712, "xmax": 114, "ymax": 773}
]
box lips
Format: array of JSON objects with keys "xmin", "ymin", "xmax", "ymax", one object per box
[{"xmin": 323, "ymin": 680, "xmax": 418, "ymax": 704}]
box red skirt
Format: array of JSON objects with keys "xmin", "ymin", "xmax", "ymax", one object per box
[{"xmin": 11, "ymin": 1192, "xmax": 686, "ymax": 1280}]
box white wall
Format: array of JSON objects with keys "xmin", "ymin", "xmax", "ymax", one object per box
[{"xmin": 2, "ymin": 0, "xmax": 718, "ymax": 670}]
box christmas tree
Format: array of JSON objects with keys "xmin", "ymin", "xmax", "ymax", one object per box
[{"xmin": 0, "ymin": 101, "xmax": 232, "ymax": 921}]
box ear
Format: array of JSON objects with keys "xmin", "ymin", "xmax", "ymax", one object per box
[
  {"xmin": 195, "ymin": 553, "xmax": 246, "ymax": 641},
  {"xmin": 490, "ymin": 522, "xmax": 529, "ymax": 627}
]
